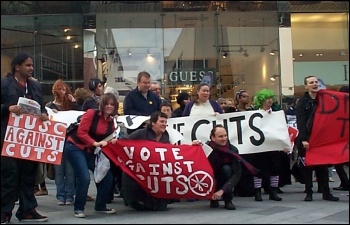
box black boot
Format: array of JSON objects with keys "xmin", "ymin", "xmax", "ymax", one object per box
[
  {"xmin": 255, "ymin": 188, "xmax": 263, "ymax": 201},
  {"xmin": 269, "ymin": 187, "xmax": 282, "ymax": 201},
  {"xmin": 304, "ymin": 193, "xmax": 313, "ymax": 202},
  {"xmin": 322, "ymin": 194, "xmax": 339, "ymax": 201}
]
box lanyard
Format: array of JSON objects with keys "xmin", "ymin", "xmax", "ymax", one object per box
[{"xmin": 15, "ymin": 77, "xmax": 28, "ymax": 97}]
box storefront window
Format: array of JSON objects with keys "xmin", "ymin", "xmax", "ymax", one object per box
[
  {"xmin": 1, "ymin": 14, "xmax": 84, "ymax": 102},
  {"xmin": 291, "ymin": 12, "xmax": 349, "ymax": 96},
  {"xmin": 92, "ymin": 11, "xmax": 280, "ymax": 110}
]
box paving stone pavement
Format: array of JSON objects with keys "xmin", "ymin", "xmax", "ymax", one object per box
[{"xmin": 10, "ymin": 170, "xmax": 349, "ymax": 224}]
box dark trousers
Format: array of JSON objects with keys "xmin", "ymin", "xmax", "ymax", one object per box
[
  {"xmin": 304, "ymin": 165, "xmax": 330, "ymax": 195},
  {"xmin": 251, "ymin": 151, "xmax": 281, "ymax": 177},
  {"xmin": 121, "ymin": 172, "xmax": 167, "ymax": 211},
  {"xmin": 214, "ymin": 165, "xmax": 234, "ymax": 202},
  {"xmin": 1, "ymin": 156, "xmax": 38, "ymax": 215},
  {"xmin": 334, "ymin": 163, "xmax": 349, "ymax": 188}
]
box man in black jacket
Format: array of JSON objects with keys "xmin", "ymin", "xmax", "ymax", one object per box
[
  {"xmin": 296, "ymin": 75, "xmax": 339, "ymax": 202},
  {"xmin": 205, "ymin": 125, "xmax": 241, "ymax": 210},
  {"xmin": 1, "ymin": 53, "xmax": 49, "ymax": 223}
]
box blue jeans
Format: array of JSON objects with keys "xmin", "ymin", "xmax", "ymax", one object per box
[
  {"xmin": 55, "ymin": 151, "xmax": 75, "ymax": 202},
  {"xmin": 64, "ymin": 141, "xmax": 113, "ymax": 211}
]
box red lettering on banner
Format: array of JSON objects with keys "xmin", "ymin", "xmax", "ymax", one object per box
[
  {"xmin": 307, "ymin": 90, "xmax": 349, "ymax": 166},
  {"xmin": 103, "ymin": 139, "xmax": 215, "ymax": 199},
  {"xmin": 1, "ymin": 113, "xmax": 67, "ymax": 165}
]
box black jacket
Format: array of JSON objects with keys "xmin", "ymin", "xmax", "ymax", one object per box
[
  {"xmin": 295, "ymin": 92, "xmax": 317, "ymax": 157},
  {"xmin": 206, "ymin": 141, "xmax": 242, "ymax": 194},
  {"xmin": 1, "ymin": 74, "xmax": 47, "ymax": 142}
]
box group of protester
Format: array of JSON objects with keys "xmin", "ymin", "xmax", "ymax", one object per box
[{"xmin": 1, "ymin": 53, "xmax": 348, "ymax": 224}]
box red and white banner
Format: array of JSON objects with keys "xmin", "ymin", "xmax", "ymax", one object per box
[
  {"xmin": 307, "ymin": 90, "xmax": 349, "ymax": 166},
  {"xmin": 1, "ymin": 113, "xmax": 67, "ymax": 165},
  {"xmin": 102, "ymin": 140, "xmax": 215, "ymax": 199}
]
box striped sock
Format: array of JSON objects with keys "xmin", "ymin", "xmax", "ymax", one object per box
[
  {"xmin": 253, "ymin": 176, "xmax": 262, "ymax": 188},
  {"xmin": 270, "ymin": 176, "xmax": 279, "ymax": 188}
]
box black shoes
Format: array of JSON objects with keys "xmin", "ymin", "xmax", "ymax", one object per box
[
  {"xmin": 210, "ymin": 200, "xmax": 236, "ymax": 210},
  {"xmin": 322, "ymin": 194, "xmax": 340, "ymax": 201},
  {"xmin": 254, "ymin": 188, "xmax": 263, "ymax": 201},
  {"xmin": 224, "ymin": 201, "xmax": 236, "ymax": 210},
  {"xmin": 304, "ymin": 194, "xmax": 313, "ymax": 202},
  {"xmin": 210, "ymin": 200, "xmax": 219, "ymax": 208},
  {"xmin": 304, "ymin": 194, "xmax": 339, "ymax": 201},
  {"xmin": 269, "ymin": 187, "xmax": 282, "ymax": 201},
  {"xmin": 333, "ymin": 186, "xmax": 349, "ymax": 191},
  {"xmin": 1, "ymin": 213, "xmax": 11, "ymax": 224}
]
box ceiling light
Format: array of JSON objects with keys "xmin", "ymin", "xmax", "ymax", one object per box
[
  {"xmin": 299, "ymin": 53, "xmax": 303, "ymax": 57},
  {"xmin": 222, "ymin": 51, "xmax": 228, "ymax": 59},
  {"xmin": 270, "ymin": 75, "xmax": 279, "ymax": 81},
  {"xmin": 127, "ymin": 49, "xmax": 132, "ymax": 56},
  {"xmin": 270, "ymin": 49, "xmax": 278, "ymax": 56}
]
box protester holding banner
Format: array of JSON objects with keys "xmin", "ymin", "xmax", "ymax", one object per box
[
  {"xmin": 46, "ymin": 79, "xmax": 77, "ymax": 206},
  {"xmin": 120, "ymin": 111, "xmax": 170, "ymax": 211},
  {"xmin": 182, "ymin": 83, "xmax": 222, "ymax": 116},
  {"xmin": 181, "ymin": 82, "xmax": 222, "ymax": 202},
  {"xmin": 1, "ymin": 53, "xmax": 49, "ymax": 223},
  {"xmin": 123, "ymin": 71, "xmax": 162, "ymax": 134},
  {"xmin": 64, "ymin": 93, "xmax": 119, "ymax": 218},
  {"xmin": 250, "ymin": 89, "xmax": 283, "ymax": 202},
  {"xmin": 295, "ymin": 75, "xmax": 339, "ymax": 202},
  {"xmin": 204, "ymin": 125, "xmax": 241, "ymax": 210}
]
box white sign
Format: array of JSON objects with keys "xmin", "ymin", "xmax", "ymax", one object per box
[
  {"xmin": 46, "ymin": 107, "xmax": 85, "ymax": 127},
  {"xmin": 167, "ymin": 110, "xmax": 291, "ymax": 154},
  {"xmin": 46, "ymin": 109, "xmax": 291, "ymax": 155}
]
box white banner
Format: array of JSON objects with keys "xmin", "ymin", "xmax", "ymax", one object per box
[
  {"xmin": 167, "ymin": 110, "xmax": 291, "ymax": 154},
  {"xmin": 46, "ymin": 107, "xmax": 85, "ymax": 127},
  {"xmin": 46, "ymin": 108, "xmax": 291, "ymax": 154}
]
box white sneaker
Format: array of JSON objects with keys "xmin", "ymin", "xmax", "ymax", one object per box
[{"xmin": 74, "ymin": 210, "xmax": 85, "ymax": 218}]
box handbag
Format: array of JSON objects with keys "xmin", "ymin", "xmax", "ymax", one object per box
[{"xmin": 94, "ymin": 147, "xmax": 110, "ymax": 183}]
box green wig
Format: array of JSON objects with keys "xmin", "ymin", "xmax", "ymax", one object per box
[{"xmin": 253, "ymin": 89, "xmax": 275, "ymax": 109}]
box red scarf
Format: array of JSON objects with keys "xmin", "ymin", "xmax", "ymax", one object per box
[{"xmin": 207, "ymin": 141, "xmax": 259, "ymax": 175}]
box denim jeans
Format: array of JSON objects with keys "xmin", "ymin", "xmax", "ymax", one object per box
[
  {"xmin": 215, "ymin": 164, "xmax": 233, "ymax": 202},
  {"xmin": 55, "ymin": 151, "xmax": 75, "ymax": 202},
  {"xmin": 64, "ymin": 141, "xmax": 113, "ymax": 211}
]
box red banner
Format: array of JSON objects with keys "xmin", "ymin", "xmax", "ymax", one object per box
[
  {"xmin": 307, "ymin": 90, "xmax": 349, "ymax": 166},
  {"xmin": 102, "ymin": 140, "xmax": 215, "ymax": 199},
  {"xmin": 1, "ymin": 113, "xmax": 67, "ymax": 165}
]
